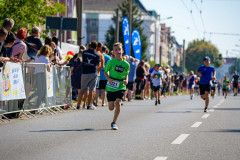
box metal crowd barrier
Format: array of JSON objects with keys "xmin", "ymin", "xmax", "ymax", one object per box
[{"xmin": 0, "ymin": 63, "xmax": 73, "ymax": 122}]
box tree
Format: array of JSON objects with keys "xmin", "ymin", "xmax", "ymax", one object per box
[
  {"xmin": 185, "ymin": 40, "xmax": 223, "ymax": 72},
  {"xmin": 229, "ymin": 58, "xmax": 240, "ymax": 74},
  {"xmin": 0, "ymin": 0, "xmax": 65, "ymax": 33},
  {"xmin": 105, "ymin": 0, "xmax": 148, "ymax": 60}
]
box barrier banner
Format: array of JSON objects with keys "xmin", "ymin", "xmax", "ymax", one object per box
[
  {"xmin": 131, "ymin": 29, "xmax": 142, "ymax": 61},
  {"xmin": 122, "ymin": 17, "xmax": 130, "ymax": 56},
  {"xmin": 47, "ymin": 69, "xmax": 53, "ymax": 97},
  {"xmin": 0, "ymin": 62, "xmax": 26, "ymax": 101}
]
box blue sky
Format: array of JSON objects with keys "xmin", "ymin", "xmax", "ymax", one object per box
[{"xmin": 140, "ymin": 0, "xmax": 240, "ymax": 58}]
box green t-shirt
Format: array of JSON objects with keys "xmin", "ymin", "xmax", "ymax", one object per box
[
  {"xmin": 222, "ymin": 80, "xmax": 229, "ymax": 89},
  {"xmin": 104, "ymin": 58, "xmax": 130, "ymax": 92}
]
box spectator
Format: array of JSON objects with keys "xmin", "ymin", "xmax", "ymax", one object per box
[
  {"xmin": 144, "ymin": 63, "xmax": 150, "ymax": 99},
  {"xmin": 95, "ymin": 45, "xmax": 111, "ymax": 106},
  {"xmin": 10, "ymin": 27, "xmax": 29, "ymax": 62},
  {"xmin": 2, "ymin": 18, "xmax": 14, "ymax": 32},
  {"xmin": 124, "ymin": 57, "xmax": 139, "ymax": 101},
  {"xmin": 179, "ymin": 72, "xmax": 184, "ymax": 92},
  {"xmin": 52, "ymin": 36, "xmax": 63, "ymax": 61},
  {"xmin": 174, "ymin": 72, "xmax": 180, "ymax": 94},
  {"xmin": 135, "ymin": 61, "xmax": 146, "ymax": 100},
  {"xmin": 71, "ymin": 46, "xmax": 85, "ymax": 105},
  {"xmin": 44, "ymin": 36, "xmax": 52, "ymax": 46},
  {"xmin": 0, "ymin": 27, "xmax": 8, "ymax": 56},
  {"xmin": 68, "ymin": 46, "xmax": 87, "ymax": 102},
  {"xmin": 25, "ymin": 26, "xmax": 43, "ymax": 59},
  {"xmin": 77, "ymin": 41, "xmax": 100, "ymax": 110},
  {"xmin": 0, "ymin": 32, "xmax": 16, "ymax": 65},
  {"xmin": 31, "ymin": 45, "xmax": 52, "ymax": 108},
  {"xmin": 2, "ymin": 18, "xmax": 15, "ymax": 57}
]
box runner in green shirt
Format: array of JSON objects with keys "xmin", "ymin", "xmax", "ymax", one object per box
[
  {"xmin": 222, "ymin": 76, "xmax": 230, "ymax": 99},
  {"xmin": 104, "ymin": 42, "xmax": 130, "ymax": 130}
]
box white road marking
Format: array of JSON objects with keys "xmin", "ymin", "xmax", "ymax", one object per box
[
  {"xmin": 213, "ymin": 106, "xmax": 218, "ymax": 108},
  {"xmin": 202, "ymin": 114, "xmax": 210, "ymax": 118},
  {"xmin": 191, "ymin": 122, "xmax": 202, "ymax": 128},
  {"xmin": 209, "ymin": 109, "xmax": 215, "ymax": 112},
  {"xmin": 154, "ymin": 157, "xmax": 168, "ymax": 160},
  {"xmin": 171, "ymin": 134, "xmax": 189, "ymax": 144}
]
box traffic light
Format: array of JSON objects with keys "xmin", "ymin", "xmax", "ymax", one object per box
[{"xmin": 219, "ymin": 54, "xmax": 222, "ymax": 60}]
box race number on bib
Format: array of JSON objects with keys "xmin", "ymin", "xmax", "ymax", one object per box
[{"xmin": 106, "ymin": 80, "xmax": 120, "ymax": 90}]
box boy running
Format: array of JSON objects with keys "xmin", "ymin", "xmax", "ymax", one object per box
[
  {"xmin": 196, "ymin": 56, "xmax": 216, "ymax": 112},
  {"xmin": 222, "ymin": 76, "xmax": 230, "ymax": 99},
  {"xmin": 151, "ymin": 65, "xmax": 164, "ymax": 106},
  {"xmin": 210, "ymin": 79, "xmax": 217, "ymax": 99},
  {"xmin": 188, "ymin": 71, "xmax": 195, "ymax": 100},
  {"xmin": 104, "ymin": 43, "xmax": 130, "ymax": 130}
]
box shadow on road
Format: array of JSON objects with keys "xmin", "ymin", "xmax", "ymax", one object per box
[
  {"xmin": 215, "ymin": 108, "xmax": 240, "ymax": 111},
  {"xmin": 29, "ymin": 128, "xmax": 111, "ymax": 132},
  {"xmin": 208, "ymin": 129, "xmax": 240, "ymax": 133},
  {"xmin": 156, "ymin": 111, "xmax": 193, "ymax": 113}
]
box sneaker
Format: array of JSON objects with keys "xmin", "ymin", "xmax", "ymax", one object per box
[
  {"xmin": 204, "ymin": 107, "xmax": 208, "ymax": 112},
  {"xmin": 82, "ymin": 104, "xmax": 86, "ymax": 109},
  {"xmin": 111, "ymin": 122, "xmax": 118, "ymax": 130},
  {"xmin": 87, "ymin": 105, "xmax": 96, "ymax": 110},
  {"xmin": 77, "ymin": 106, "xmax": 80, "ymax": 110},
  {"xmin": 158, "ymin": 99, "xmax": 160, "ymax": 104},
  {"xmin": 155, "ymin": 101, "xmax": 157, "ymax": 106}
]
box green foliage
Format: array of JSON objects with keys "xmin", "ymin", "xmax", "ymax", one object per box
[
  {"xmin": 105, "ymin": 0, "xmax": 148, "ymax": 60},
  {"xmin": 185, "ymin": 39, "xmax": 223, "ymax": 72},
  {"xmin": 0, "ymin": 0, "xmax": 65, "ymax": 32},
  {"xmin": 148, "ymin": 59, "xmax": 156, "ymax": 68}
]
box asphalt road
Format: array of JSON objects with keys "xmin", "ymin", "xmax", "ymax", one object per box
[{"xmin": 0, "ymin": 94, "xmax": 239, "ymax": 160}]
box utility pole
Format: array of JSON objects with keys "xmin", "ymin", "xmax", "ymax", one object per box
[
  {"xmin": 154, "ymin": 22, "xmax": 157, "ymax": 62},
  {"xmin": 129, "ymin": 0, "xmax": 132, "ymax": 56},
  {"xmin": 114, "ymin": 8, "xmax": 119, "ymax": 43},
  {"xmin": 77, "ymin": 0, "xmax": 83, "ymax": 46},
  {"xmin": 159, "ymin": 46, "xmax": 162, "ymax": 65},
  {"xmin": 182, "ymin": 39, "xmax": 185, "ymax": 72}
]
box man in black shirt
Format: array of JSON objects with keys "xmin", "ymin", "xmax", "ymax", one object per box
[
  {"xmin": 25, "ymin": 27, "xmax": 43, "ymax": 58},
  {"xmin": 232, "ymin": 71, "xmax": 239, "ymax": 96},
  {"xmin": 76, "ymin": 41, "xmax": 100, "ymax": 110}
]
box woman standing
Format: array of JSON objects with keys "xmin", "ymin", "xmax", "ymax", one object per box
[
  {"xmin": 72, "ymin": 46, "xmax": 86, "ymax": 109},
  {"xmin": 135, "ymin": 61, "xmax": 146, "ymax": 100},
  {"xmin": 144, "ymin": 63, "xmax": 150, "ymax": 99}
]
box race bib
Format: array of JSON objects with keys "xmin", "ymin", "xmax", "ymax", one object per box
[{"xmin": 106, "ymin": 80, "xmax": 120, "ymax": 89}]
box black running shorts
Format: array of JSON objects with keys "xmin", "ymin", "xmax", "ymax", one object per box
[
  {"xmin": 107, "ymin": 90, "xmax": 125, "ymax": 102},
  {"xmin": 199, "ymin": 84, "xmax": 211, "ymax": 95}
]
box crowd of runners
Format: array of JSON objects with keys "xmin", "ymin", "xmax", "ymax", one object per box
[{"xmin": 1, "ymin": 18, "xmax": 239, "ymax": 130}]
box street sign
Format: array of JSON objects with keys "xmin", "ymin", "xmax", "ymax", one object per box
[
  {"xmin": 46, "ymin": 16, "xmax": 78, "ymax": 31},
  {"xmin": 46, "ymin": 17, "xmax": 61, "ymax": 30},
  {"xmin": 46, "ymin": 16, "xmax": 78, "ymax": 48}
]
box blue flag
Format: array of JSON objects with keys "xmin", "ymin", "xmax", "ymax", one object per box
[
  {"xmin": 122, "ymin": 17, "xmax": 130, "ymax": 56},
  {"xmin": 131, "ymin": 29, "xmax": 141, "ymax": 61}
]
